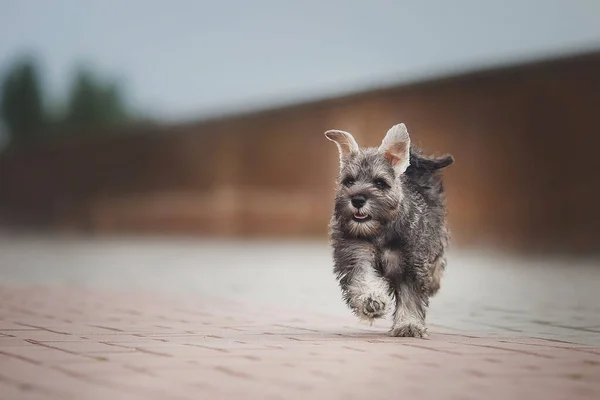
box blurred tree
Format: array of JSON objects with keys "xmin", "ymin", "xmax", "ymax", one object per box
[
  {"xmin": 64, "ymin": 68, "xmax": 130, "ymax": 130},
  {"xmin": 0, "ymin": 57, "xmax": 46, "ymax": 144},
  {"xmin": 98, "ymin": 82, "xmax": 129, "ymax": 124},
  {"xmin": 0, "ymin": 119, "xmax": 8, "ymax": 151},
  {"xmin": 0, "ymin": 56, "xmax": 139, "ymax": 147}
]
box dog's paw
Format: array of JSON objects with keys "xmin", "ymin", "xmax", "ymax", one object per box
[
  {"xmin": 363, "ymin": 296, "xmax": 386, "ymax": 317},
  {"xmin": 390, "ymin": 322, "xmax": 427, "ymax": 338},
  {"xmin": 355, "ymin": 294, "xmax": 388, "ymax": 322}
]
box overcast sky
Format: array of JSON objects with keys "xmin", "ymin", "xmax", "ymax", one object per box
[{"xmin": 1, "ymin": 0, "xmax": 599, "ymax": 122}]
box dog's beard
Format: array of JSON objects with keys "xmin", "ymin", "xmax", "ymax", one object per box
[
  {"xmin": 336, "ymin": 201, "xmax": 385, "ymax": 238},
  {"xmin": 347, "ymin": 217, "xmax": 381, "ymax": 237}
]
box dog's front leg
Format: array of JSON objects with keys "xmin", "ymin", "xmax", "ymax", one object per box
[
  {"xmin": 390, "ymin": 275, "xmax": 429, "ymax": 338},
  {"xmin": 333, "ymin": 241, "xmax": 392, "ymax": 323}
]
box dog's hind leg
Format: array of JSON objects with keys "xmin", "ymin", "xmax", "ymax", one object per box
[{"xmin": 428, "ymin": 255, "xmax": 446, "ymax": 296}]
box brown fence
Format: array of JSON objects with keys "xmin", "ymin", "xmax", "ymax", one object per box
[{"xmin": 1, "ymin": 52, "xmax": 600, "ymax": 254}]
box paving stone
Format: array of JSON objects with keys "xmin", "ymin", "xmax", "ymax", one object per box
[{"xmin": 0, "ymin": 237, "xmax": 599, "ymax": 399}]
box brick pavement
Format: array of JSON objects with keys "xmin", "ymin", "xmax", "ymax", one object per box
[{"xmin": 0, "ymin": 237, "xmax": 600, "ymax": 399}]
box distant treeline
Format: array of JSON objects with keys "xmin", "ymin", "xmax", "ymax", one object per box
[{"xmin": 0, "ymin": 55, "xmax": 145, "ymax": 148}]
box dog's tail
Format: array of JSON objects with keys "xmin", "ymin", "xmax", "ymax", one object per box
[
  {"xmin": 416, "ymin": 154, "xmax": 454, "ymax": 170},
  {"xmin": 406, "ymin": 148, "xmax": 453, "ymax": 197},
  {"xmin": 408, "ymin": 148, "xmax": 454, "ymax": 172},
  {"xmin": 406, "ymin": 147, "xmax": 454, "ymax": 195}
]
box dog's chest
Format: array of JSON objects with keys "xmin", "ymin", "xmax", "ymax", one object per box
[{"xmin": 378, "ymin": 246, "xmax": 404, "ymax": 277}]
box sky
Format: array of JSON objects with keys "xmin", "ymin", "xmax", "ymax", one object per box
[{"xmin": 1, "ymin": 0, "xmax": 600, "ymax": 122}]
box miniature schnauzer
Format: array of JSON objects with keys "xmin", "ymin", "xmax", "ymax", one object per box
[{"xmin": 325, "ymin": 123, "xmax": 454, "ymax": 337}]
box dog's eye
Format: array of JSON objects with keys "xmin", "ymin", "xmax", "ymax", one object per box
[
  {"xmin": 373, "ymin": 179, "xmax": 390, "ymax": 190},
  {"xmin": 342, "ymin": 178, "xmax": 356, "ymax": 187}
]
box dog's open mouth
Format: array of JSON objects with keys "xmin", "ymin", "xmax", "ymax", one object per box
[{"xmin": 352, "ymin": 211, "xmax": 372, "ymax": 222}]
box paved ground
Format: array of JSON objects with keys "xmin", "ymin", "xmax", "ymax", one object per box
[{"xmin": 0, "ymin": 236, "xmax": 599, "ymax": 399}]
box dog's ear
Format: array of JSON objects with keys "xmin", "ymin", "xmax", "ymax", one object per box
[
  {"xmin": 324, "ymin": 129, "xmax": 359, "ymax": 166},
  {"xmin": 379, "ymin": 123, "xmax": 411, "ymax": 175}
]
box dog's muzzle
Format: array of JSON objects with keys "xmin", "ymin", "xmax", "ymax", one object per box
[{"xmin": 350, "ymin": 195, "xmax": 371, "ymax": 222}]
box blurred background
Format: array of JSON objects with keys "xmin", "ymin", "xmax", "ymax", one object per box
[
  {"xmin": 1, "ymin": 0, "xmax": 600, "ymax": 255},
  {"xmin": 3, "ymin": 7, "xmax": 600, "ymax": 397}
]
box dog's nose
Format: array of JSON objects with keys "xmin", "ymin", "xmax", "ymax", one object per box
[{"xmin": 351, "ymin": 195, "xmax": 367, "ymax": 209}]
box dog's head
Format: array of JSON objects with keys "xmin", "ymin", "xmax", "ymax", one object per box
[{"xmin": 325, "ymin": 123, "xmax": 412, "ymax": 238}]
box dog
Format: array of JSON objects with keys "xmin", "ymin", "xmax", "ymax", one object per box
[{"xmin": 325, "ymin": 123, "xmax": 453, "ymax": 337}]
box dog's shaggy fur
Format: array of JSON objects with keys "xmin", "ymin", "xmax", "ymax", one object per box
[{"xmin": 325, "ymin": 123, "xmax": 453, "ymax": 337}]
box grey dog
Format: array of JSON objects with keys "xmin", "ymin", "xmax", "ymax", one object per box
[{"xmin": 325, "ymin": 123, "xmax": 454, "ymax": 337}]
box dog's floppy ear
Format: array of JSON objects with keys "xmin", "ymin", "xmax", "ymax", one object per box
[
  {"xmin": 379, "ymin": 123, "xmax": 411, "ymax": 175},
  {"xmin": 324, "ymin": 129, "xmax": 359, "ymax": 166}
]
